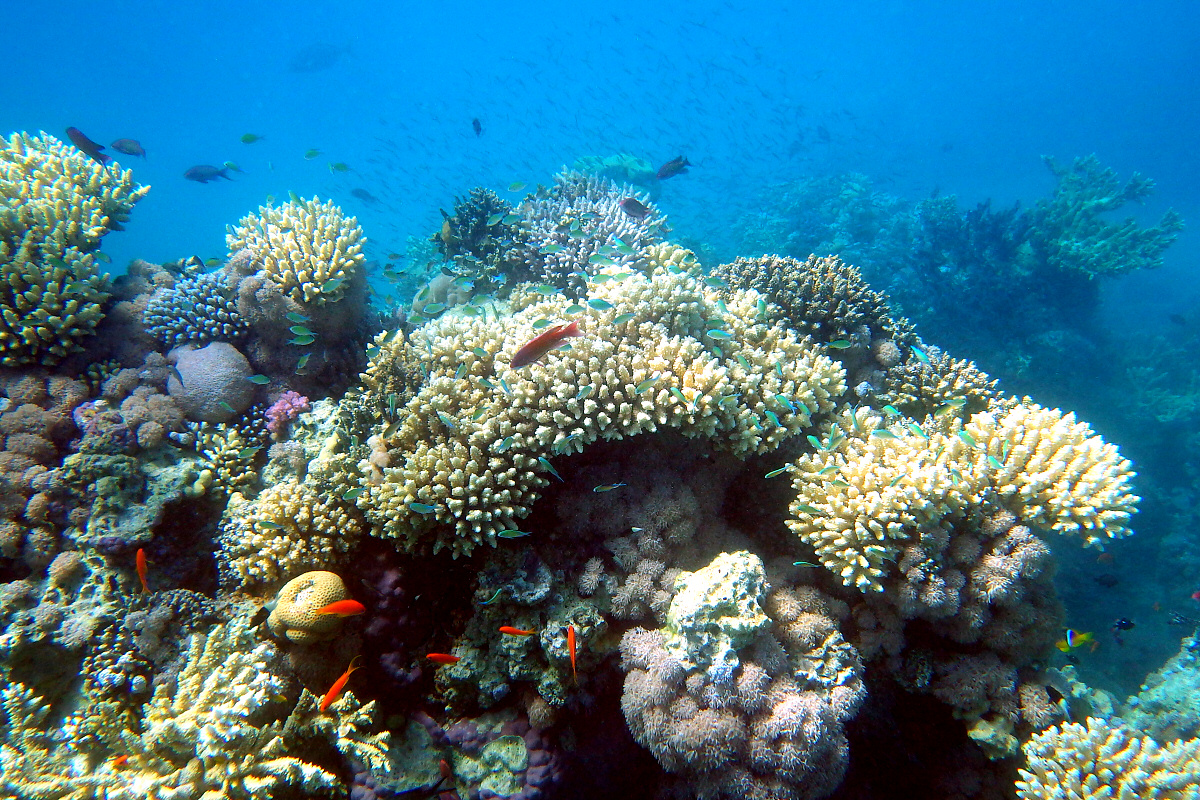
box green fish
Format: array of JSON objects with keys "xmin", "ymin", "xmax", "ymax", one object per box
[
  {"xmin": 888, "ymin": 475, "xmax": 905, "ymax": 487},
  {"xmin": 366, "ymin": 346, "xmax": 381, "ymax": 359},
  {"xmin": 635, "ymin": 375, "xmax": 661, "ymax": 395},
  {"xmin": 437, "ymin": 411, "xmax": 457, "ymax": 429},
  {"xmin": 499, "ymin": 378, "xmax": 512, "ymax": 395},
  {"xmin": 907, "ymin": 422, "xmax": 928, "ymax": 439},
  {"xmin": 587, "ymin": 298, "xmax": 613, "ymax": 311},
  {"xmin": 576, "ymin": 385, "xmax": 593, "ymax": 401},
  {"xmin": 304, "ymin": 149, "xmax": 321, "ymax": 160},
  {"xmin": 670, "ymin": 387, "xmax": 688, "ymax": 405},
  {"xmin": 497, "ymin": 529, "xmax": 530, "ymax": 538},
  {"xmin": 949, "ymin": 467, "xmax": 964, "ymax": 483},
  {"xmin": 321, "ymin": 278, "xmax": 344, "ymax": 293},
  {"xmin": 591, "ymin": 274, "xmax": 612, "ymax": 284},
  {"xmin": 540, "ymin": 243, "xmax": 564, "ymax": 254},
  {"xmin": 218, "ymin": 401, "xmax": 236, "ymax": 414},
  {"xmin": 289, "ymin": 325, "xmax": 314, "ymax": 336},
  {"xmin": 912, "ymin": 346, "xmax": 931, "ymax": 364},
  {"xmin": 1001, "ymin": 441, "xmax": 1011, "ymax": 460},
  {"xmin": 532, "ymin": 284, "xmax": 560, "ymax": 295},
  {"xmin": 764, "ymin": 466, "xmax": 791, "ymax": 479},
  {"xmin": 718, "ymin": 394, "xmax": 740, "ymax": 408},
  {"xmin": 423, "ymin": 303, "xmax": 446, "ymax": 315},
  {"xmin": 342, "ymin": 488, "xmax": 365, "ymax": 501},
  {"xmin": 538, "ymin": 457, "xmax": 563, "ymax": 481},
  {"xmin": 478, "ymin": 377, "xmax": 497, "ymax": 390},
  {"xmin": 827, "ymin": 340, "xmax": 853, "ymax": 350},
  {"xmin": 508, "ymin": 181, "xmax": 526, "ymax": 192},
  {"xmin": 707, "ymin": 329, "xmax": 733, "ymax": 340},
  {"xmin": 329, "ymin": 162, "xmax": 351, "ymax": 173},
  {"xmin": 987, "ymin": 455, "xmax": 1004, "ymax": 469},
  {"xmin": 828, "ymin": 479, "xmax": 851, "ymax": 488},
  {"xmin": 205, "ymin": 257, "xmax": 222, "ymax": 267},
  {"xmin": 257, "ymin": 519, "xmax": 283, "ymax": 530},
  {"xmin": 500, "ymin": 214, "xmax": 520, "ymax": 226},
  {"xmin": 238, "ymin": 446, "xmax": 261, "ymax": 459},
  {"xmin": 793, "ymin": 561, "xmax": 820, "ymax": 568},
  {"xmin": 764, "ymin": 409, "xmax": 781, "ymax": 427},
  {"xmin": 289, "ymin": 190, "xmax": 302, "ymax": 203},
  {"xmin": 568, "ymin": 228, "xmax": 588, "ymax": 239},
  {"xmin": 472, "ymin": 347, "xmax": 489, "ymax": 357},
  {"xmin": 461, "ymin": 305, "xmax": 481, "ymax": 317},
  {"xmin": 565, "ymin": 304, "xmax": 585, "ymax": 315},
  {"xmin": 592, "ymin": 482, "xmax": 627, "ymax": 493},
  {"xmin": 297, "ymin": 354, "xmax": 311, "ymax": 371},
  {"xmin": 614, "ymin": 240, "xmax": 636, "ymax": 255},
  {"xmin": 471, "ymin": 407, "xmax": 488, "ymax": 421},
  {"xmin": 496, "ymin": 435, "xmax": 514, "ymax": 452},
  {"xmin": 882, "ymin": 405, "xmax": 900, "ymax": 416},
  {"xmin": 246, "ymin": 374, "xmax": 270, "ymax": 385},
  {"xmin": 774, "ymin": 394, "xmax": 795, "ymax": 412},
  {"xmin": 735, "ymin": 354, "xmax": 751, "ymax": 370},
  {"xmin": 794, "ymin": 504, "xmax": 824, "ymax": 515},
  {"xmin": 588, "ymin": 254, "xmax": 615, "ymax": 266},
  {"xmin": 958, "ymin": 431, "xmax": 977, "ymax": 448},
  {"xmin": 94, "ymin": 251, "xmax": 112, "ymax": 263},
  {"xmin": 481, "ymin": 588, "xmax": 505, "ymax": 604},
  {"xmin": 285, "ymin": 312, "xmax": 309, "ymax": 324},
  {"xmin": 408, "ymin": 502, "xmax": 437, "ymax": 514},
  {"xmin": 807, "ymin": 434, "xmax": 825, "ymax": 450},
  {"xmin": 756, "ymin": 298, "xmax": 768, "ymax": 319},
  {"xmin": 240, "ymin": 133, "xmax": 264, "ymax": 144},
  {"xmin": 704, "ymin": 276, "xmax": 728, "ymax": 289},
  {"xmin": 871, "ymin": 429, "xmax": 898, "ymax": 439},
  {"xmin": 816, "ymin": 466, "xmax": 838, "ymax": 476},
  {"xmin": 613, "ymin": 312, "xmax": 635, "ymax": 324},
  {"xmin": 289, "ymin": 335, "xmax": 316, "ymax": 345},
  {"xmin": 487, "ymin": 213, "xmax": 504, "ymax": 226},
  {"xmin": 532, "ymin": 318, "xmax": 552, "ymax": 329}
]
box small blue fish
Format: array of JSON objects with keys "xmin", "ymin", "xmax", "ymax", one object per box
[
  {"xmin": 670, "ymin": 387, "xmax": 688, "ymax": 405},
  {"xmin": 593, "ymin": 482, "xmax": 627, "ymax": 493},
  {"xmin": 576, "ymin": 385, "xmax": 593, "ymax": 401},
  {"xmin": 285, "ymin": 312, "xmax": 309, "ymax": 324},
  {"xmin": 613, "ymin": 312, "xmax": 635, "ymax": 324},
  {"xmin": 707, "ymin": 329, "xmax": 733, "ymax": 340},
  {"xmin": 499, "ymin": 378, "xmax": 512, "ymax": 395},
  {"xmin": 794, "ymin": 503, "xmax": 823, "ymax": 515},
  {"xmin": 532, "ymin": 318, "xmax": 553, "ymax": 329},
  {"xmin": 247, "ymin": 374, "xmax": 270, "ymax": 385},
  {"xmin": 764, "ymin": 466, "xmax": 791, "ymax": 479},
  {"xmin": 735, "ymin": 354, "xmax": 751, "ymax": 370},
  {"xmin": 635, "ymin": 375, "xmax": 661, "ymax": 395},
  {"xmin": 487, "ymin": 213, "xmax": 504, "ymax": 226},
  {"xmin": 496, "ymin": 435, "xmax": 515, "ymax": 452},
  {"xmin": 289, "ymin": 335, "xmax": 316, "ymax": 346},
  {"xmin": 774, "ymin": 394, "xmax": 795, "ymax": 412},
  {"xmin": 764, "ymin": 409, "xmax": 781, "ymax": 427},
  {"xmin": 588, "ymin": 298, "xmax": 613, "ymax": 311},
  {"xmin": 987, "ymin": 455, "xmax": 1004, "ymax": 469},
  {"xmin": 912, "ymin": 346, "xmax": 930, "ymax": 364},
  {"xmin": 472, "ymin": 347, "xmax": 489, "ymax": 357},
  {"xmin": 437, "ymin": 411, "xmax": 457, "ymax": 429},
  {"xmin": 882, "ymin": 405, "xmax": 900, "ymax": 416},
  {"xmin": 257, "ymin": 519, "xmax": 283, "ymax": 530},
  {"xmin": 827, "ymin": 340, "xmax": 852, "ymax": 350},
  {"xmin": 704, "ymin": 276, "xmax": 728, "ymax": 289},
  {"xmin": 478, "ymin": 377, "xmax": 497, "ymax": 390},
  {"xmin": 342, "ymin": 487, "xmax": 364, "ymax": 501},
  {"xmin": 290, "ymin": 325, "xmax": 314, "ymax": 336},
  {"xmin": 409, "ymin": 502, "xmax": 437, "ymax": 514},
  {"xmin": 532, "ymin": 285, "xmax": 560, "ymax": 296},
  {"xmin": 538, "ymin": 457, "xmax": 563, "ymax": 481},
  {"xmin": 871, "ymin": 429, "xmax": 898, "ymax": 439},
  {"xmin": 540, "ymin": 243, "xmax": 564, "ymax": 254},
  {"xmin": 565, "ymin": 304, "xmax": 585, "ymax": 315},
  {"xmin": 321, "ymin": 278, "xmax": 344, "ymax": 293},
  {"xmin": 907, "ymin": 423, "xmax": 928, "ymax": 439},
  {"xmin": 958, "ymin": 431, "xmax": 977, "ymax": 448},
  {"xmin": 366, "ymin": 346, "xmax": 381, "ymax": 359},
  {"xmin": 497, "ymin": 529, "xmax": 530, "ymax": 538}
]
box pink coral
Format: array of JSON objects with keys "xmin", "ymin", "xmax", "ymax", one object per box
[{"xmin": 265, "ymin": 390, "xmax": 310, "ymax": 436}]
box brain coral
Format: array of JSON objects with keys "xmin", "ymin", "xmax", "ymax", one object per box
[
  {"xmin": 167, "ymin": 342, "xmax": 254, "ymax": 423},
  {"xmin": 226, "ymin": 195, "xmax": 365, "ymax": 305},
  {"xmin": 0, "ymin": 132, "xmax": 149, "ymax": 366},
  {"xmin": 786, "ymin": 402, "xmax": 1137, "ymax": 592},
  {"xmin": 267, "ymin": 570, "xmax": 348, "ymax": 643},
  {"xmin": 1016, "ymin": 716, "xmax": 1200, "ymax": 799},
  {"xmin": 357, "ymin": 266, "xmax": 845, "ymax": 557}
]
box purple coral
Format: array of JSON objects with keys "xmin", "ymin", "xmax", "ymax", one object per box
[{"xmin": 265, "ymin": 390, "xmax": 309, "ymax": 436}]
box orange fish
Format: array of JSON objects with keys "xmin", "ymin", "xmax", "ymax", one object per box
[
  {"xmin": 439, "ymin": 758, "xmax": 452, "ymax": 779},
  {"xmin": 320, "ymin": 656, "xmax": 362, "ymax": 712},
  {"xmin": 499, "ymin": 626, "xmax": 535, "ymax": 636},
  {"xmin": 426, "ymin": 653, "xmax": 461, "ymax": 665},
  {"xmin": 111, "ymin": 754, "xmax": 129, "ymax": 768},
  {"xmin": 315, "ymin": 599, "xmax": 366, "ymax": 617},
  {"xmin": 567, "ymin": 624, "xmax": 577, "ymax": 681},
  {"xmin": 136, "ymin": 548, "xmax": 149, "ymax": 593},
  {"xmin": 510, "ymin": 321, "xmax": 582, "ymax": 369}
]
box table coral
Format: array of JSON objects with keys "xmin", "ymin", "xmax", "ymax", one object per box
[
  {"xmin": 1016, "ymin": 716, "xmax": 1200, "ymax": 799},
  {"xmin": 226, "ymin": 195, "xmax": 365, "ymax": 306},
  {"xmin": 0, "ymin": 132, "xmax": 149, "ymax": 366},
  {"xmin": 358, "ymin": 267, "xmax": 845, "ymax": 557}
]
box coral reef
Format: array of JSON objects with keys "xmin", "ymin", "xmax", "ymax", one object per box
[
  {"xmin": 226, "ymin": 196, "xmax": 365, "ymax": 306},
  {"xmin": 1016, "ymin": 716, "xmax": 1200, "ymax": 799},
  {"xmin": 143, "ymin": 271, "xmax": 248, "ymax": 349},
  {"xmin": 1123, "ymin": 633, "xmax": 1200, "ymax": 744},
  {"xmin": 0, "ymin": 132, "xmax": 149, "ymax": 366},
  {"xmin": 167, "ymin": 342, "xmax": 256, "ymax": 423},
  {"xmin": 267, "ymin": 570, "xmax": 349, "ymax": 643}
]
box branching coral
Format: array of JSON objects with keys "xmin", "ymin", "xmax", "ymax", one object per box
[
  {"xmin": 434, "ymin": 187, "xmax": 524, "ymax": 293},
  {"xmin": 1, "ymin": 131, "xmax": 149, "ymax": 366},
  {"xmin": 144, "ymin": 272, "xmax": 248, "ymax": 349},
  {"xmin": 881, "ymin": 349, "xmax": 1004, "ymax": 421},
  {"xmin": 1016, "ymin": 716, "xmax": 1200, "ymax": 799},
  {"xmin": 786, "ymin": 402, "xmax": 1137, "ymax": 593},
  {"xmin": 226, "ymin": 195, "xmax": 365, "ymax": 306},
  {"xmin": 357, "ymin": 267, "xmax": 845, "ymax": 557}
]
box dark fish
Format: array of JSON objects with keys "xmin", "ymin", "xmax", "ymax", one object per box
[
  {"xmin": 288, "ymin": 42, "xmax": 349, "ymax": 73},
  {"xmin": 1093, "ymin": 573, "xmax": 1119, "ymax": 588},
  {"xmin": 1170, "ymin": 313, "xmax": 1187, "ymax": 326},
  {"xmin": 472, "ymin": 118, "xmax": 483, "ymax": 136},
  {"xmin": 351, "ymin": 188, "xmax": 380, "ymax": 204},
  {"xmin": 1045, "ymin": 685, "xmax": 1065, "ymax": 704},
  {"xmin": 110, "ymin": 138, "xmax": 146, "ymax": 158},
  {"xmin": 65, "ymin": 127, "xmax": 111, "ymax": 167},
  {"xmin": 656, "ymin": 155, "xmax": 691, "ymax": 180},
  {"xmin": 1169, "ymin": 612, "xmax": 1197, "ymax": 627},
  {"xmin": 1112, "ymin": 618, "xmax": 1135, "ymax": 631},
  {"xmin": 619, "ymin": 197, "xmax": 650, "ymax": 220},
  {"xmin": 184, "ymin": 165, "xmax": 232, "ymax": 183},
  {"xmin": 940, "ymin": 141, "xmax": 954, "ymax": 153}
]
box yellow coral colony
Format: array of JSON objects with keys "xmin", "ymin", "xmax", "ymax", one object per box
[
  {"xmin": 787, "ymin": 402, "xmax": 1138, "ymax": 592},
  {"xmin": 226, "ymin": 195, "xmax": 365, "ymax": 305},
  {"xmin": 358, "ymin": 266, "xmax": 846, "ymax": 557},
  {"xmin": 267, "ymin": 570, "xmax": 350, "ymax": 643},
  {"xmin": 1016, "ymin": 717, "xmax": 1200, "ymax": 799},
  {"xmin": 0, "ymin": 132, "xmax": 149, "ymax": 365}
]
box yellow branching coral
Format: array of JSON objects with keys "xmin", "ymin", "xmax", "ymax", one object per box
[
  {"xmin": 1016, "ymin": 716, "xmax": 1200, "ymax": 799},
  {"xmin": 787, "ymin": 402, "xmax": 1137, "ymax": 592},
  {"xmin": 636, "ymin": 242, "xmax": 697, "ymax": 275},
  {"xmin": 218, "ymin": 479, "xmax": 364, "ymax": 591},
  {"xmin": 226, "ymin": 195, "xmax": 365, "ymax": 306},
  {"xmin": 192, "ymin": 422, "xmax": 260, "ymax": 496},
  {"xmin": 0, "ymin": 132, "xmax": 149, "ymax": 366},
  {"xmin": 359, "ymin": 267, "xmax": 845, "ymax": 557},
  {"xmin": 883, "ymin": 350, "xmax": 1005, "ymax": 421}
]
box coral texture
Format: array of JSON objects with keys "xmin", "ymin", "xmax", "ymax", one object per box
[
  {"xmin": 226, "ymin": 195, "xmax": 365, "ymax": 306},
  {"xmin": 0, "ymin": 132, "xmax": 149, "ymax": 365},
  {"xmin": 143, "ymin": 272, "xmax": 248, "ymax": 349},
  {"xmin": 267, "ymin": 570, "xmax": 349, "ymax": 643},
  {"xmin": 167, "ymin": 342, "xmax": 255, "ymax": 423}
]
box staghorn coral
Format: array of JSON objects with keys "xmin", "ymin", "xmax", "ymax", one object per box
[
  {"xmin": 712, "ymin": 254, "xmax": 914, "ymax": 346},
  {"xmin": 0, "ymin": 132, "xmax": 149, "ymax": 366},
  {"xmin": 226, "ymin": 195, "xmax": 365, "ymax": 306},
  {"xmin": 357, "ymin": 266, "xmax": 844, "ymax": 557},
  {"xmin": 218, "ymin": 478, "xmax": 364, "ymax": 591},
  {"xmin": 143, "ymin": 272, "xmax": 248, "ymax": 349},
  {"xmin": 620, "ymin": 552, "xmax": 865, "ymax": 800},
  {"xmin": 1016, "ymin": 716, "xmax": 1200, "ymax": 799},
  {"xmin": 786, "ymin": 402, "xmax": 1138, "ymax": 593}
]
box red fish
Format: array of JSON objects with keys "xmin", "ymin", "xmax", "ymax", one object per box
[
  {"xmin": 567, "ymin": 624, "xmax": 577, "ymax": 681},
  {"xmin": 499, "ymin": 626, "xmax": 535, "ymax": 636},
  {"xmin": 110, "ymin": 138, "xmax": 146, "ymax": 158},
  {"xmin": 619, "ymin": 197, "xmax": 650, "ymax": 220},
  {"xmin": 66, "ymin": 127, "xmax": 111, "ymax": 167},
  {"xmin": 111, "ymin": 754, "xmax": 129, "ymax": 768},
  {"xmin": 439, "ymin": 759, "xmax": 452, "ymax": 779},
  {"xmin": 320, "ymin": 655, "xmax": 362, "ymax": 712},
  {"xmin": 656, "ymin": 155, "xmax": 691, "ymax": 180},
  {"xmin": 426, "ymin": 653, "xmax": 461, "ymax": 665},
  {"xmin": 1192, "ymin": 590, "xmax": 1200, "ymax": 602},
  {"xmin": 315, "ymin": 599, "xmax": 366, "ymax": 617},
  {"xmin": 136, "ymin": 548, "xmax": 149, "ymax": 593},
  {"xmin": 510, "ymin": 321, "xmax": 582, "ymax": 369}
]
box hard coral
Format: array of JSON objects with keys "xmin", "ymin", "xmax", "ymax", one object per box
[
  {"xmin": 267, "ymin": 570, "xmax": 349, "ymax": 643},
  {"xmin": 143, "ymin": 271, "xmax": 248, "ymax": 349},
  {"xmin": 167, "ymin": 342, "xmax": 255, "ymax": 423}
]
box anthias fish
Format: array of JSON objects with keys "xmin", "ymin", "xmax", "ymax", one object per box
[
  {"xmin": 110, "ymin": 138, "xmax": 146, "ymax": 158},
  {"xmin": 315, "ymin": 599, "xmax": 366, "ymax": 617},
  {"xmin": 656, "ymin": 155, "xmax": 691, "ymax": 180},
  {"xmin": 184, "ymin": 165, "xmax": 233, "ymax": 183},
  {"xmin": 620, "ymin": 197, "xmax": 650, "ymax": 219},
  {"xmin": 135, "ymin": 548, "xmax": 149, "ymax": 593},
  {"xmin": 66, "ymin": 127, "xmax": 111, "ymax": 166},
  {"xmin": 567, "ymin": 624, "xmax": 577, "ymax": 681},
  {"xmin": 320, "ymin": 656, "xmax": 362, "ymax": 712},
  {"xmin": 510, "ymin": 321, "xmax": 582, "ymax": 368},
  {"xmin": 499, "ymin": 626, "xmax": 535, "ymax": 636},
  {"xmin": 426, "ymin": 653, "xmax": 461, "ymax": 665}
]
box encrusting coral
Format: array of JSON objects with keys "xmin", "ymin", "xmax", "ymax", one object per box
[
  {"xmin": 226, "ymin": 195, "xmax": 365, "ymax": 306},
  {"xmin": 355, "ymin": 266, "xmax": 845, "ymax": 557},
  {"xmin": 1015, "ymin": 716, "xmax": 1200, "ymax": 799},
  {"xmin": 0, "ymin": 132, "xmax": 149, "ymax": 366}
]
